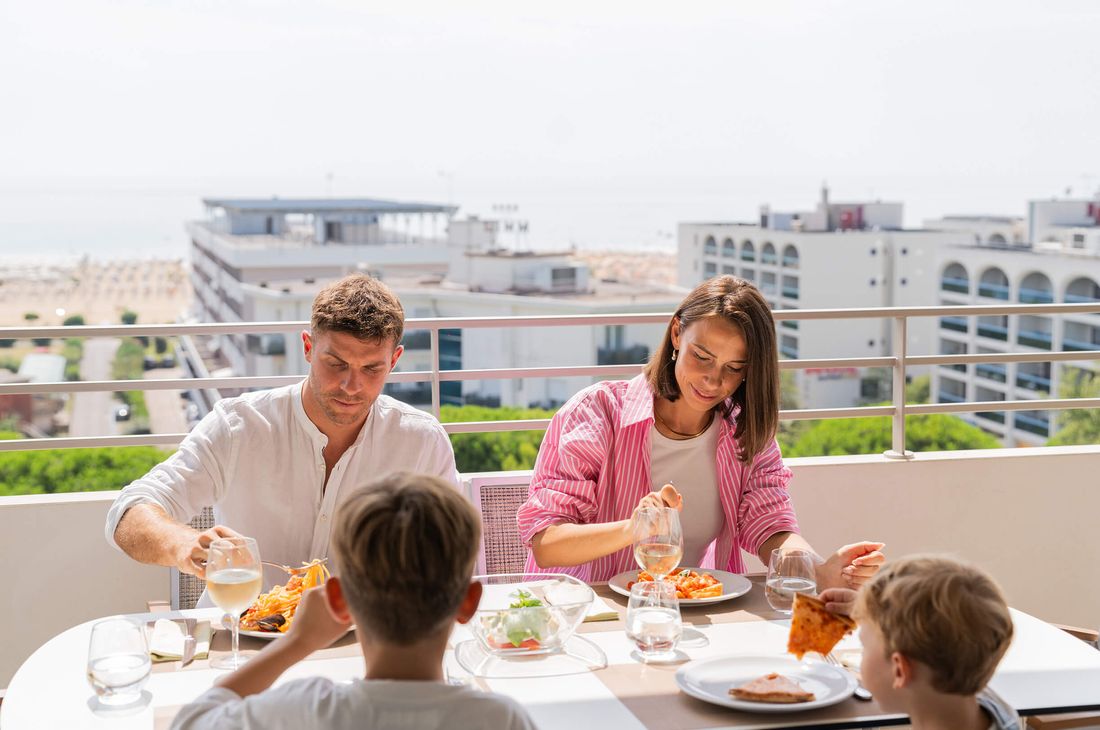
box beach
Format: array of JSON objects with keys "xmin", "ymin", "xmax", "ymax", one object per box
[{"xmin": 0, "ymin": 258, "xmax": 192, "ymax": 328}]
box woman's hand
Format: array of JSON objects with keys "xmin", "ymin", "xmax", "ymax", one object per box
[
  {"xmin": 818, "ymin": 587, "xmax": 859, "ymax": 618},
  {"xmin": 816, "ymin": 541, "xmax": 885, "ymax": 591},
  {"xmin": 633, "ymin": 483, "xmax": 683, "ymax": 513}
]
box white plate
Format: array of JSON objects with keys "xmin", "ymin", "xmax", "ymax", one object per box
[
  {"xmin": 676, "ymin": 655, "xmax": 856, "ymax": 713},
  {"xmin": 608, "ymin": 568, "xmax": 752, "ymax": 605},
  {"xmin": 238, "ymin": 625, "xmax": 355, "ymax": 641}
]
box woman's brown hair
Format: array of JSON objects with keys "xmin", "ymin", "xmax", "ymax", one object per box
[{"xmin": 643, "ymin": 275, "xmax": 779, "ymax": 463}]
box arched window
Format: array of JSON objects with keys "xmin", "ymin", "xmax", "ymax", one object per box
[
  {"xmin": 703, "ymin": 236, "xmax": 717, "ymax": 255},
  {"xmin": 978, "ymin": 267, "xmax": 1010, "ymax": 300},
  {"xmin": 1018, "ymin": 272, "xmax": 1053, "ymax": 304},
  {"xmin": 721, "ymin": 238, "xmax": 735, "ymax": 257},
  {"xmin": 781, "ymin": 245, "xmax": 799, "ymax": 268},
  {"xmin": 741, "ymin": 241, "xmax": 756, "ymax": 262},
  {"xmin": 941, "ymin": 262, "xmax": 969, "ymax": 295},
  {"xmin": 761, "ymin": 242, "xmax": 777, "ymax": 264},
  {"xmin": 1065, "ymin": 276, "xmax": 1100, "ymax": 303}
]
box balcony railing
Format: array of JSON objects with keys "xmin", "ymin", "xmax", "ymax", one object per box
[
  {"xmin": 2, "ymin": 302, "xmax": 1099, "ymax": 459},
  {"xmin": 977, "ymin": 323, "xmax": 1009, "ymax": 341},
  {"xmin": 761, "ymin": 252, "xmax": 777, "ymax": 265},
  {"xmin": 1015, "ymin": 412, "xmax": 1051, "ymax": 436},
  {"xmin": 741, "ymin": 250, "xmax": 755, "ymax": 262},
  {"xmin": 1016, "ymin": 371, "xmax": 1052, "ymax": 391},
  {"xmin": 978, "ymin": 282, "xmax": 1011, "ymax": 300},
  {"xmin": 1065, "ymin": 337, "xmax": 1100, "ymax": 352},
  {"xmin": 977, "ymin": 411, "xmax": 1006, "ymax": 424},
  {"xmin": 940, "ymin": 316, "xmax": 968, "ymax": 333},
  {"xmin": 782, "ymin": 255, "xmax": 799, "ymax": 268},
  {"xmin": 940, "ymin": 277, "xmax": 970, "ymax": 294},
  {"xmin": 1019, "ymin": 287, "xmax": 1054, "ymax": 304},
  {"xmin": 975, "ymin": 364, "xmax": 1007, "ymax": 383},
  {"xmin": 1066, "ymin": 293, "xmax": 1100, "ymax": 304},
  {"xmin": 1018, "ymin": 329, "xmax": 1053, "ymax": 350}
]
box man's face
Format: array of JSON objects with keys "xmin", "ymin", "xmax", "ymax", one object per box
[{"xmin": 303, "ymin": 329, "xmax": 403, "ymax": 428}]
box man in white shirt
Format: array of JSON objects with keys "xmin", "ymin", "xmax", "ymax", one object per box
[{"xmin": 106, "ymin": 274, "xmax": 459, "ymax": 592}]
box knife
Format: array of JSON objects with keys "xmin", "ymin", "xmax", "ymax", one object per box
[{"xmin": 180, "ymin": 618, "xmax": 198, "ymax": 668}]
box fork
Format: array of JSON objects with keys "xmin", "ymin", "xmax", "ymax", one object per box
[
  {"xmin": 825, "ymin": 652, "xmax": 872, "ymax": 701},
  {"xmin": 261, "ymin": 558, "xmax": 327, "ymax": 575}
]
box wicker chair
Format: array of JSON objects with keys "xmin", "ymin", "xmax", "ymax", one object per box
[
  {"xmin": 169, "ymin": 506, "xmax": 215, "ymax": 610},
  {"xmin": 467, "ymin": 471, "xmax": 533, "ymax": 576}
]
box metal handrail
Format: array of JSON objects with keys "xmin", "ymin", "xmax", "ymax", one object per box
[{"xmin": 0, "ymin": 302, "xmax": 1097, "ymax": 454}]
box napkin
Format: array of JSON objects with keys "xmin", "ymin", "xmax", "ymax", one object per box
[
  {"xmin": 148, "ymin": 619, "xmax": 211, "ymax": 663},
  {"xmin": 543, "ymin": 583, "xmax": 620, "ymax": 623},
  {"xmin": 581, "ymin": 595, "xmax": 619, "ymax": 623}
]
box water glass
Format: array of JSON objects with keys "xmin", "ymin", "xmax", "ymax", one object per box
[
  {"xmin": 631, "ymin": 507, "xmax": 684, "ymax": 582},
  {"xmin": 86, "ymin": 618, "xmax": 151, "ymax": 706},
  {"xmin": 206, "ymin": 536, "xmax": 262, "ymax": 670},
  {"xmin": 765, "ymin": 548, "xmax": 817, "ymax": 614},
  {"xmin": 626, "ymin": 581, "xmax": 682, "ymax": 662}
]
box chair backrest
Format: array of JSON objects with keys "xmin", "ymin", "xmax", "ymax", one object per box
[
  {"xmin": 170, "ymin": 506, "xmax": 215, "ymax": 610},
  {"xmin": 466, "ymin": 471, "xmax": 533, "ymax": 576}
]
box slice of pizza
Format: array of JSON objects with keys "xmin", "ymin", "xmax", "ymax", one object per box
[
  {"xmin": 787, "ymin": 592, "xmax": 857, "ymax": 659},
  {"xmin": 729, "ymin": 672, "xmax": 815, "ymax": 703}
]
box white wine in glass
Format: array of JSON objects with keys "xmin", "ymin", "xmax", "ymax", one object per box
[
  {"xmin": 207, "ymin": 536, "xmax": 262, "ymax": 670},
  {"xmin": 632, "ymin": 507, "xmax": 683, "ymax": 582}
]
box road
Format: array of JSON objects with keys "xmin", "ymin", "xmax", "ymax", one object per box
[
  {"xmin": 68, "ymin": 338, "xmax": 120, "ymax": 438},
  {"xmin": 143, "ymin": 367, "xmax": 189, "ymax": 435}
]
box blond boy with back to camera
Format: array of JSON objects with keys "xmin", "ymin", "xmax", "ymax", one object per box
[{"xmin": 171, "ymin": 472, "xmax": 536, "ymax": 730}]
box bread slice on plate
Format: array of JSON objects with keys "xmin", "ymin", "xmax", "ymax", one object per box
[{"xmin": 729, "ymin": 672, "xmax": 815, "ymax": 703}]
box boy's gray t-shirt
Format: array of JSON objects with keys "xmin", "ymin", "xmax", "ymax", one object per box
[
  {"xmin": 978, "ymin": 687, "xmax": 1025, "ymax": 730},
  {"xmin": 171, "ymin": 678, "xmax": 536, "ymax": 730}
]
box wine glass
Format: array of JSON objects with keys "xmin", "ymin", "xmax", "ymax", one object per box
[
  {"xmin": 765, "ymin": 548, "xmax": 817, "ymax": 614},
  {"xmin": 86, "ymin": 617, "xmax": 151, "ymax": 706},
  {"xmin": 626, "ymin": 581, "xmax": 682, "ymax": 662},
  {"xmin": 206, "ymin": 536, "xmax": 262, "ymax": 670},
  {"xmin": 632, "ymin": 507, "xmax": 684, "ymax": 582}
]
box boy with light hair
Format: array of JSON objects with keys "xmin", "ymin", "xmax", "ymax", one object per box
[
  {"xmin": 822, "ymin": 555, "xmax": 1022, "ymax": 730},
  {"xmin": 172, "ymin": 472, "xmax": 535, "ymax": 730}
]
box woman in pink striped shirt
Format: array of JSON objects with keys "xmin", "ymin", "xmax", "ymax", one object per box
[{"xmin": 517, "ymin": 275, "xmax": 884, "ymax": 587}]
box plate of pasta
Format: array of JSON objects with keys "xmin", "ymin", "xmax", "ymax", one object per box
[
  {"xmin": 609, "ymin": 568, "xmax": 752, "ymax": 605},
  {"xmin": 238, "ymin": 559, "xmax": 342, "ymax": 639}
]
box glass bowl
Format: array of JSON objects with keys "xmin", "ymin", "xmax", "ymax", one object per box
[{"xmin": 470, "ymin": 573, "xmax": 594, "ymax": 656}]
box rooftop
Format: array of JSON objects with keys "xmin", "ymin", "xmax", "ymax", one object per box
[{"xmin": 201, "ymin": 197, "xmax": 457, "ymax": 215}]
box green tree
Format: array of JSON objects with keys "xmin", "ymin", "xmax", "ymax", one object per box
[
  {"xmin": 61, "ymin": 337, "xmax": 83, "ymax": 381},
  {"xmin": 23, "ymin": 312, "xmax": 38, "ymax": 322},
  {"xmin": 0, "ymin": 433, "xmax": 171, "ymax": 496},
  {"xmin": 62, "ymin": 314, "xmax": 86, "ymax": 327},
  {"xmin": 120, "ymin": 310, "xmax": 138, "ymax": 325},
  {"xmin": 112, "ymin": 337, "xmax": 150, "ymax": 431},
  {"xmin": 24, "ymin": 311, "xmax": 49, "ymax": 347},
  {"xmin": 784, "ymin": 413, "xmax": 999, "ymax": 458},
  {"xmin": 443, "ymin": 404, "xmax": 558, "ymax": 473},
  {"xmin": 906, "ymin": 374, "xmax": 930, "ymax": 405},
  {"xmin": 1047, "ymin": 368, "xmax": 1100, "ymax": 446}
]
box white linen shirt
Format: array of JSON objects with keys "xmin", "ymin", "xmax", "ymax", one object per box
[{"xmin": 105, "ymin": 382, "xmax": 459, "ymax": 595}]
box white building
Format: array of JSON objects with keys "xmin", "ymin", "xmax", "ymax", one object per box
[
  {"xmin": 678, "ymin": 187, "xmax": 971, "ymax": 409},
  {"xmin": 186, "ymin": 197, "xmax": 457, "ymax": 375},
  {"xmin": 930, "ymin": 197, "xmax": 1100, "ymax": 445},
  {"xmin": 190, "ymin": 201, "xmax": 680, "ymax": 408}
]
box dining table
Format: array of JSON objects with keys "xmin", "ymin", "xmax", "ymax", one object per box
[{"xmin": 3, "ymin": 575, "xmax": 1100, "ymax": 730}]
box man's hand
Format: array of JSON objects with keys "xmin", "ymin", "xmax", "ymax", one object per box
[
  {"xmin": 285, "ymin": 584, "xmax": 353, "ymax": 654},
  {"xmin": 175, "ymin": 525, "xmax": 243, "ymax": 578},
  {"xmin": 818, "ymin": 587, "xmax": 859, "ymax": 618},
  {"xmin": 816, "ymin": 541, "xmax": 885, "ymax": 591}
]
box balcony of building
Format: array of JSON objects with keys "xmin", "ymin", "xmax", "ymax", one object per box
[
  {"xmin": 1018, "ymin": 272, "xmax": 1054, "ymax": 305},
  {"xmin": 740, "ymin": 240, "xmax": 755, "ymax": 262},
  {"xmin": 781, "ymin": 244, "xmax": 799, "ymax": 269},
  {"xmin": 760, "ymin": 242, "xmax": 777, "ymax": 265},
  {"xmin": 2, "ymin": 302, "xmax": 1100, "ymax": 697},
  {"xmin": 940, "ymin": 263, "xmax": 970, "ymax": 295},
  {"xmin": 720, "ymin": 237, "xmax": 735, "ymax": 258},
  {"xmin": 978, "ymin": 266, "xmax": 1011, "ymax": 300},
  {"xmin": 1017, "ymin": 314, "xmax": 1053, "ymax": 350}
]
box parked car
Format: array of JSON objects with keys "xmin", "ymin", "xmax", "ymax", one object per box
[{"xmin": 114, "ymin": 405, "xmax": 131, "ymax": 422}]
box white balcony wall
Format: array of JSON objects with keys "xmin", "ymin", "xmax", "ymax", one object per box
[{"xmin": 4, "ymin": 445, "xmax": 1099, "ymax": 690}]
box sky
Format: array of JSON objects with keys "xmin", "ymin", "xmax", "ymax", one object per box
[{"xmin": 1, "ymin": 0, "xmax": 1098, "ymax": 258}]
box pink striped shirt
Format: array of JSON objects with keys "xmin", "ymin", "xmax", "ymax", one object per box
[{"xmin": 517, "ymin": 374, "xmax": 800, "ymax": 582}]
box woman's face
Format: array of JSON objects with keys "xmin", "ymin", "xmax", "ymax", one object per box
[{"xmin": 669, "ymin": 316, "xmax": 748, "ymax": 412}]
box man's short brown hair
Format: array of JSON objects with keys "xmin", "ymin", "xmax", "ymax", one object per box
[
  {"xmin": 311, "ymin": 274, "xmax": 404, "ymax": 345},
  {"xmin": 330, "ymin": 472, "xmax": 480, "ymax": 644},
  {"xmin": 855, "ymin": 555, "xmax": 1013, "ymax": 695}
]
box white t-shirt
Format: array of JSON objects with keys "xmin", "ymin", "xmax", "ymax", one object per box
[
  {"xmin": 105, "ymin": 382, "xmax": 460, "ymax": 598},
  {"xmin": 648, "ymin": 417, "xmax": 723, "ymax": 566},
  {"xmin": 170, "ymin": 678, "xmax": 536, "ymax": 730}
]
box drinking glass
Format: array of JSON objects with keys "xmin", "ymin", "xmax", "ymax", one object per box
[
  {"xmin": 206, "ymin": 536, "xmax": 262, "ymax": 670},
  {"xmin": 632, "ymin": 507, "xmax": 684, "ymax": 582},
  {"xmin": 765, "ymin": 547, "xmax": 817, "ymax": 614},
  {"xmin": 86, "ymin": 617, "xmax": 151, "ymax": 706},
  {"xmin": 626, "ymin": 581, "xmax": 682, "ymax": 662}
]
